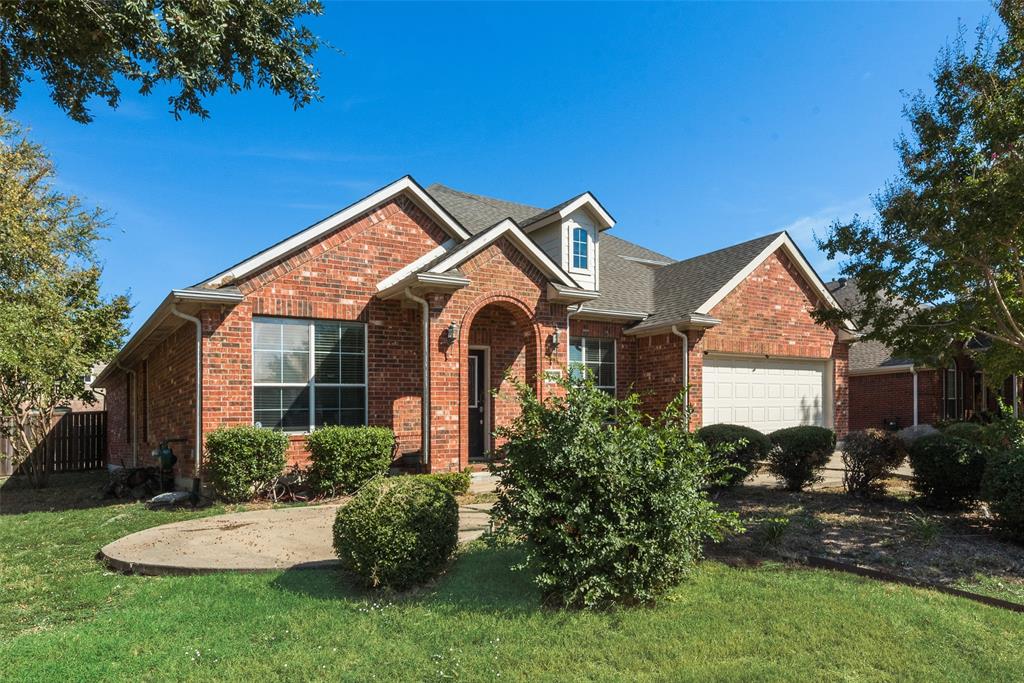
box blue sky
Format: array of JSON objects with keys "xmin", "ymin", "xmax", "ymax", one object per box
[{"xmin": 10, "ymin": 1, "xmax": 993, "ymax": 331}]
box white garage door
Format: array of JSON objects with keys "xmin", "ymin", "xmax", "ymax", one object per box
[{"xmin": 702, "ymin": 355, "xmax": 827, "ymax": 432}]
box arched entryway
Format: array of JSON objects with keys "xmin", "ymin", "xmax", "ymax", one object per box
[{"xmin": 461, "ymin": 296, "xmax": 541, "ymax": 465}]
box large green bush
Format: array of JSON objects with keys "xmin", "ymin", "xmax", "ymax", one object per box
[
  {"xmin": 491, "ymin": 378, "xmax": 740, "ymax": 609},
  {"xmin": 908, "ymin": 433, "xmax": 987, "ymax": 509},
  {"xmin": 204, "ymin": 425, "xmax": 288, "ymax": 502},
  {"xmin": 766, "ymin": 426, "xmax": 836, "ymax": 491},
  {"xmin": 981, "ymin": 448, "xmax": 1024, "ymax": 536},
  {"xmin": 697, "ymin": 423, "xmax": 771, "ymax": 487},
  {"xmin": 840, "ymin": 428, "xmax": 906, "ymax": 497},
  {"xmin": 306, "ymin": 426, "xmax": 395, "ymax": 495},
  {"xmin": 423, "ymin": 470, "xmax": 472, "ymax": 497},
  {"xmin": 332, "ymin": 475, "xmax": 459, "ymax": 589},
  {"xmin": 940, "ymin": 421, "xmax": 987, "ymax": 442}
]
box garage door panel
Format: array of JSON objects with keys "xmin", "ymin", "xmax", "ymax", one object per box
[{"xmin": 702, "ymin": 355, "xmax": 827, "ymax": 432}]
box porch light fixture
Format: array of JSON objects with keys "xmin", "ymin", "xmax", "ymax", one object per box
[
  {"xmin": 551, "ymin": 328, "xmax": 561, "ymax": 349},
  {"xmin": 445, "ymin": 321, "xmax": 459, "ymax": 345}
]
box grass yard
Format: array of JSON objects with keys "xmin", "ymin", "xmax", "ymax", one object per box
[{"xmin": 1, "ymin": 473, "xmax": 1023, "ymax": 682}]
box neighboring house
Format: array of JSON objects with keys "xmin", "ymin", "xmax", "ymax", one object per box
[
  {"xmin": 94, "ymin": 176, "xmax": 854, "ymax": 483},
  {"xmin": 827, "ymin": 279, "xmax": 1020, "ymax": 430}
]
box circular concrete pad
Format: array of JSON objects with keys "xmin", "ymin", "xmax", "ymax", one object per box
[{"xmin": 100, "ymin": 503, "xmax": 492, "ymax": 576}]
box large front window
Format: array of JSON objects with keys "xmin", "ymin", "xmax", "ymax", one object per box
[
  {"xmin": 569, "ymin": 336, "xmax": 615, "ymax": 395},
  {"xmin": 253, "ymin": 317, "xmax": 367, "ymax": 431}
]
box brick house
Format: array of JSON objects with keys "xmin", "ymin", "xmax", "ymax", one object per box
[
  {"xmin": 828, "ymin": 278, "xmax": 1021, "ymax": 431},
  {"xmin": 94, "ymin": 176, "xmax": 854, "ymax": 484}
]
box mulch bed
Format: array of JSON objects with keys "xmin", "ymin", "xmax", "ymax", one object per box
[{"xmin": 709, "ymin": 479, "xmax": 1024, "ymax": 606}]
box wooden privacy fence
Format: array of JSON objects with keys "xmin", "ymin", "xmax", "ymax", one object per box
[{"xmin": 0, "ymin": 411, "xmax": 107, "ymax": 476}]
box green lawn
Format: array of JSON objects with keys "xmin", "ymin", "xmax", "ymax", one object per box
[{"xmin": 1, "ymin": 474, "xmax": 1022, "ymax": 682}]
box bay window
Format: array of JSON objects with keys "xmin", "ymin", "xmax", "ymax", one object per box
[
  {"xmin": 569, "ymin": 336, "xmax": 616, "ymax": 395},
  {"xmin": 253, "ymin": 317, "xmax": 367, "ymax": 431}
]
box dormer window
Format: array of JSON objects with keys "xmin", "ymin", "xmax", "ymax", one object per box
[{"xmin": 572, "ymin": 227, "xmax": 589, "ymax": 270}]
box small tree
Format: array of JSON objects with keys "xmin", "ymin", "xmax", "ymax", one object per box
[
  {"xmin": 0, "ymin": 118, "xmax": 129, "ymax": 487},
  {"xmin": 0, "ymin": 0, "xmax": 324, "ymax": 123},
  {"xmin": 816, "ymin": 3, "xmax": 1024, "ymax": 381}
]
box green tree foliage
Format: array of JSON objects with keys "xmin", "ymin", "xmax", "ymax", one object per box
[
  {"xmin": 491, "ymin": 377, "xmax": 740, "ymax": 609},
  {"xmin": 0, "ymin": 0, "xmax": 323, "ymax": 123},
  {"xmin": 0, "ymin": 117, "xmax": 130, "ymax": 486},
  {"xmin": 816, "ymin": 3, "xmax": 1024, "ymax": 381}
]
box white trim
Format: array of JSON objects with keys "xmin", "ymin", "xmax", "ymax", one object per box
[
  {"xmin": 521, "ymin": 193, "xmax": 615, "ymax": 233},
  {"xmin": 575, "ymin": 307, "xmax": 649, "ymax": 323},
  {"xmin": 376, "ymin": 239, "xmax": 456, "ymax": 292},
  {"xmin": 618, "ymin": 255, "xmax": 672, "ymax": 266},
  {"xmin": 693, "ymin": 232, "xmax": 852, "ymax": 329},
  {"xmin": 202, "ymin": 176, "xmax": 471, "ymax": 287},
  {"xmin": 427, "ymin": 219, "xmax": 581, "ymax": 289},
  {"xmin": 468, "ymin": 345, "xmax": 491, "ymax": 457}
]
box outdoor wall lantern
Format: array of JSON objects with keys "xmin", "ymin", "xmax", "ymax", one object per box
[
  {"xmin": 551, "ymin": 328, "xmax": 561, "ymax": 349},
  {"xmin": 445, "ymin": 321, "xmax": 459, "ymax": 345}
]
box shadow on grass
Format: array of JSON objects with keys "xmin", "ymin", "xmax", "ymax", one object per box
[
  {"xmin": 271, "ymin": 542, "xmax": 543, "ymax": 614},
  {"xmin": 0, "ymin": 470, "xmax": 127, "ymax": 515}
]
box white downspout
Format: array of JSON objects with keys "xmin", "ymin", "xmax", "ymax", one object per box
[
  {"xmin": 405, "ymin": 289, "xmax": 431, "ymax": 467},
  {"xmin": 671, "ymin": 325, "xmax": 690, "ymax": 419},
  {"xmin": 565, "ymin": 303, "xmax": 583, "ymax": 367},
  {"xmin": 170, "ymin": 306, "xmax": 203, "ymax": 477},
  {"xmin": 115, "ymin": 361, "xmax": 138, "ymax": 466},
  {"xmin": 912, "ymin": 368, "xmax": 919, "ymax": 426}
]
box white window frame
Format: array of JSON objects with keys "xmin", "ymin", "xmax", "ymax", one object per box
[
  {"xmin": 569, "ymin": 336, "xmax": 617, "ymax": 396},
  {"xmin": 252, "ymin": 317, "xmax": 369, "ymax": 433},
  {"xmin": 571, "ymin": 226, "xmax": 590, "ymax": 272}
]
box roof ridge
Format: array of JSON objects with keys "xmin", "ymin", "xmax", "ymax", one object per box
[{"xmin": 660, "ymin": 231, "xmax": 783, "ymax": 272}]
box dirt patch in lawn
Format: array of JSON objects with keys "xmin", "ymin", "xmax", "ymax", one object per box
[{"xmin": 710, "ymin": 480, "xmax": 1024, "ymax": 605}]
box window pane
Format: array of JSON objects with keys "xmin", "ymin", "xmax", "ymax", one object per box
[
  {"xmin": 599, "ymin": 364, "xmax": 615, "ymax": 388},
  {"xmin": 338, "ymin": 325, "xmax": 364, "ymax": 353},
  {"xmin": 339, "ymin": 409, "xmax": 366, "ymax": 426},
  {"xmin": 339, "ymin": 354, "xmax": 365, "ymax": 384},
  {"xmin": 340, "ymin": 386, "xmax": 365, "ymax": 411},
  {"xmin": 314, "ymin": 387, "xmax": 341, "ymax": 427},
  {"xmin": 254, "ymin": 350, "xmax": 281, "ymax": 383},
  {"xmin": 569, "ymin": 337, "xmax": 583, "ymax": 363},
  {"xmin": 254, "ymin": 386, "xmax": 282, "ymax": 412},
  {"xmin": 315, "ymin": 322, "xmax": 340, "ymax": 354},
  {"xmin": 254, "ymin": 410, "xmax": 282, "ymax": 430},
  {"xmin": 253, "ymin": 320, "xmax": 280, "ymax": 350},
  {"xmin": 585, "ymin": 342, "xmax": 603, "ymax": 364},
  {"xmin": 282, "ymin": 351, "xmax": 309, "ymax": 383},
  {"xmin": 281, "ymin": 321, "xmax": 310, "ymax": 352},
  {"xmin": 599, "ymin": 339, "xmax": 615, "ymax": 363},
  {"xmin": 281, "ymin": 387, "xmax": 310, "ymax": 430},
  {"xmin": 314, "ymin": 352, "xmax": 339, "ymax": 384}
]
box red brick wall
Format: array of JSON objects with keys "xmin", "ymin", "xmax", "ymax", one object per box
[
  {"xmin": 201, "ymin": 195, "xmax": 449, "ymax": 468},
  {"xmin": 849, "ymin": 369, "xmax": 942, "ymax": 431}
]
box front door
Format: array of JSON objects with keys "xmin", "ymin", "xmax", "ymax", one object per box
[{"xmin": 468, "ymin": 349, "xmax": 486, "ymax": 461}]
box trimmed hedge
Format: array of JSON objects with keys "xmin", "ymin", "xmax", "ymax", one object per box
[
  {"xmin": 908, "ymin": 433, "xmax": 987, "ymax": 509},
  {"xmin": 332, "ymin": 475, "xmax": 459, "ymax": 589},
  {"xmin": 697, "ymin": 423, "xmax": 771, "ymax": 487},
  {"xmin": 840, "ymin": 428, "xmax": 906, "ymax": 497},
  {"xmin": 981, "ymin": 448, "xmax": 1024, "ymax": 536},
  {"xmin": 306, "ymin": 426, "xmax": 395, "ymax": 495},
  {"xmin": 204, "ymin": 426, "xmax": 288, "ymax": 502},
  {"xmin": 940, "ymin": 421, "xmax": 987, "ymax": 442},
  {"xmin": 766, "ymin": 426, "xmax": 836, "ymax": 491},
  {"xmin": 423, "ymin": 470, "xmax": 472, "ymax": 497}
]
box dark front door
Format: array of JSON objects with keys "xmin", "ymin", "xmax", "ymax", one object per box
[{"xmin": 468, "ymin": 349, "xmax": 486, "ymax": 461}]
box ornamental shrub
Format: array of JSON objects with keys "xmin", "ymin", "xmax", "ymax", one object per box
[
  {"xmin": 204, "ymin": 425, "xmax": 288, "ymax": 502},
  {"xmin": 491, "ymin": 377, "xmax": 740, "ymax": 609},
  {"xmin": 940, "ymin": 421, "xmax": 987, "ymax": 442},
  {"xmin": 697, "ymin": 423, "xmax": 771, "ymax": 487},
  {"xmin": 306, "ymin": 426, "xmax": 395, "ymax": 495},
  {"xmin": 840, "ymin": 428, "xmax": 906, "ymax": 497},
  {"xmin": 981, "ymin": 447, "xmax": 1024, "ymax": 537},
  {"xmin": 766, "ymin": 426, "xmax": 836, "ymax": 491},
  {"xmin": 423, "ymin": 470, "xmax": 472, "ymax": 497},
  {"xmin": 908, "ymin": 433, "xmax": 987, "ymax": 508},
  {"xmin": 332, "ymin": 475, "xmax": 459, "ymax": 589}
]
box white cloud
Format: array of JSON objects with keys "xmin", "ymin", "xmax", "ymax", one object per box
[{"xmin": 782, "ymin": 196, "xmax": 874, "ymax": 279}]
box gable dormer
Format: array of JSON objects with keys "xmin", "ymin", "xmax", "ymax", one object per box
[{"xmin": 521, "ymin": 192, "xmax": 614, "ymax": 292}]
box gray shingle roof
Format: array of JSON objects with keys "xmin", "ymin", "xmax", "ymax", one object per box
[
  {"xmin": 425, "ymin": 183, "xmax": 787, "ymax": 329},
  {"xmin": 827, "ymin": 279, "xmax": 913, "ymax": 371}
]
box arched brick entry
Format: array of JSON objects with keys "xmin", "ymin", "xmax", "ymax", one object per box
[{"xmin": 459, "ymin": 294, "xmax": 541, "ymax": 469}]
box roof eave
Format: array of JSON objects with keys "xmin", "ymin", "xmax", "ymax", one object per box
[
  {"xmin": 849, "ymin": 363, "xmax": 916, "ymax": 376},
  {"xmin": 546, "ymin": 284, "xmax": 600, "ymax": 304},
  {"xmin": 376, "ymin": 272, "xmax": 471, "ymax": 300},
  {"xmin": 575, "ymin": 307, "xmax": 650, "ymax": 323},
  {"xmin": 624, "ymin": 314, "xmax": 722, "ymax": 337}
]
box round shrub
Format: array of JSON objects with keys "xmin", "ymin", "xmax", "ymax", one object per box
[
  {"xmin": 840, "ymin": 428, "xmax": 906, "ymax": 497},
  {"xmin": 204, "ymin": 425, "xmax": 288, "ymax": 502},
  {"xmin": 306, "ymin": 426, "xmax": 395, "ymax": 495},
  {"xmin": 492, "ymin": 378, "xmax": 740, "ymax": 609},
  {"xmin": 940, "ymin": 421, "xmax": 987, "ymax": 442},
  {"xmin": 332, "ymin": 475, "xmax": 459, "ymax": 589},
  {"xmin": 697, "ymin": 423, "xmax": 771, "ymax": 487},
  {"xmin": 896, "ymin": 424, "xmax": 938, "ymax": 446},
  {"xmin": 766, "ymin": 426, "xmax": 836, "ymax": 491},
  {"xmin": 908, "ymin": 433, "xmax": 987, "ymax": 508},
  {"xmin": 981, "ymin": 448, "xmax": 1024, "ymax": 536},
  {"xmin": 424, "ymin": 470, "xmax": 472, "ymax": 497}
]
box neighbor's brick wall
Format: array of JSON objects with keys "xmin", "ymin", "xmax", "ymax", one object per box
[
  {"xmin": 848, "ymin": 368, "xmax": 942, "ymax": 432},
  {"xmin": 201, "ymin": 195, "xmax": 448, "ymax": 468}
]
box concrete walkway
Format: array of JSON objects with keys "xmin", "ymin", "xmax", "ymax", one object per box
[{"xmin": 100, "ymin": 502, "xmax": 492, "ymax": 576}]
